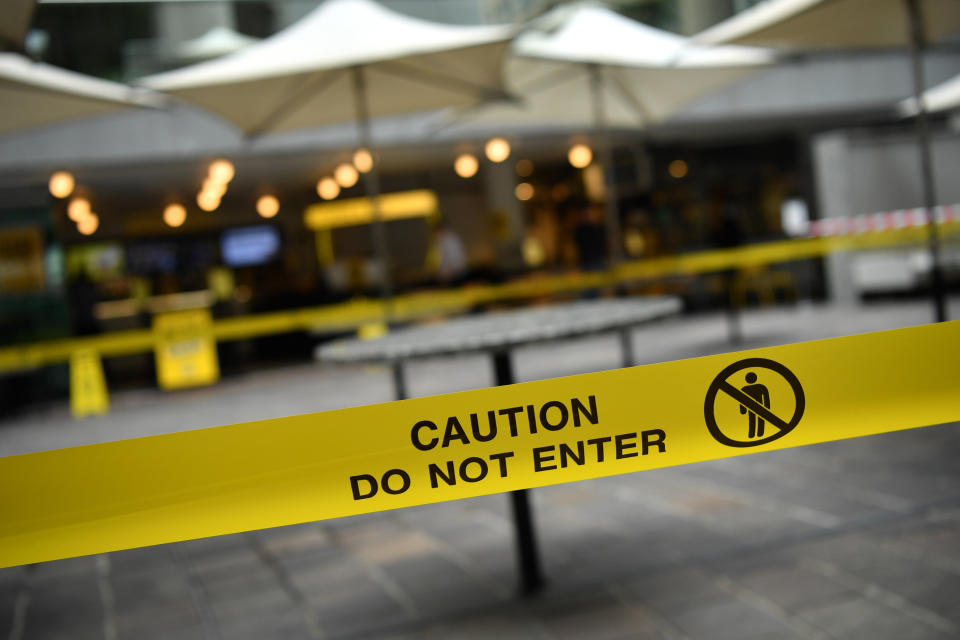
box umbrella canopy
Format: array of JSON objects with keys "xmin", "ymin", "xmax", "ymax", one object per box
[
  {"xmin": 0, "ymin": 53, "xmax": 159, "ymax": 135},
  {"xmin": 693, "ymin": 0, "xmax": 960, "ymax": 48},
  {"xmin": 176, "ymin": 26, "xmax": 259, "ymax": 62},
  {"xmin": 140, "ymin": 0, "xmax": 515, "ymax": 136},
  {"xmin": 0, "ymin": 0, "xmax": 35, "ymax": 50},
  {"xmin": 899, "ymin": 71, "xmax": 960, "ymax": 114},
  {"xmin": 454, "ymin": 3, "xmax": 773, "ymax": 129}
]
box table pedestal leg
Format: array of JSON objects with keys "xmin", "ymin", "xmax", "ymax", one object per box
[
  {"xmin": 619, "ymin": 327, "xmax": 634, "ymax": 368},
  {"xmin": 493, "ymin": 350, "xmax": 545, "ymax": 595},
  {"xmin": 391, "ymin": 361, "xmax": 407, "ymax": 400}
]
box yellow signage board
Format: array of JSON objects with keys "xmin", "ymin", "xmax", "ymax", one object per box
[
  {"xmin": 153, "ymin": 309, "xmax": 219, "ymax": 390},
  {"xmin": 304, "ymin": 189, "xmax": 438, "ymax": 230},
  {"xmin": 69, "ymin": 349, "xmax": 109, "ymax": 418}
]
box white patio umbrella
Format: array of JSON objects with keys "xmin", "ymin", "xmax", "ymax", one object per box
[
  {"xmin": 0, "ymin": 52, "xmax": 159, "ymax": 135},
  {"xmin": 899, "ymin": 71, "xmax": 960, "ymax": 115},
  {"xmin": 450, "ymin": 3, "xmax": 773, "ymax": 265},
  {"xmin": 141, "ymin": 0, "xmax": 515, "ymax": 300},
  {"xmin": 694, "ymin": 0, "xmax": 960, "ymax": 322}
]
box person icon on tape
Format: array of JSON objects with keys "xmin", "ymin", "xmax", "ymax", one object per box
[{"xmin": 739, "ymin": 372, "xmax": 770, "ymax": 438}]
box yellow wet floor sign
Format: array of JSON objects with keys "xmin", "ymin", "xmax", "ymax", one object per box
[
  {"xmin": 69, "ymin": 349, "xmax": 109, "ymax": 418},
  {"xmin": 153, "ymin": 309, "xmax": 219, "ymax": 390},
  {"xmin": 2, "ymin": 321, "xmax": 959, "ymax": 568}
]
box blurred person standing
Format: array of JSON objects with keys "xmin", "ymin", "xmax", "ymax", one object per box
[
  {"xmin": 428, "ymin": 220, "xmax": 468, "ymax": 285},
  {"xmin": 573, "ymin": 199, "xmax": 608, "ymax": 273}
]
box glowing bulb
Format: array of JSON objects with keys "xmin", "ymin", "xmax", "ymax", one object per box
[
  {"xmin": 208, "ymin": 159, "xmax": 235, "ymax": 184},
  {"xmin": 163, "ymin": 204, "xmax": 187, "ymax": 228},
  {"xmin": 515, "ymin": 182, "xmax": 534, "ymax": 201},
  {"xmin": 257, "ymin": 195, "xmax": 279, "ymax": 218},
  {"xmin": 77, "ymin": 213, "xmax": 99, "ymax": 235},
  {"xmin": 197, "ymin": 191, "xmax": 221, "ymax": 212},
  {"xmin": 484, "ymin": 137, "xmax": 511, "ymax": 163},
  {"xmin": 454, "ymin": 153, "xmax": 479, "ymax": 178},
  {"xmin": 668, "ymin": 159, "xmax": 688, "ymax": 179},
  {"xmin": 201, "ymin": 177, "xmax": 228, "ymax": 198},
  {"xmin": 568, "ymin": 144, "xmax": 593, "ymax": 169},
  {"xmin": 515, "ymin": 159, "xmax": 534, "ymax": 177},
  {"xmin": 317, "ymin": 177, "xmax": 340, "ymax": 200},
  {"xmin": 334, "ymin": 163, "xmax": 359, "ymax": 188},
  {"xmin": 67, "ymin": 197, "xmax": 91, "ymax": 222},
  {"xmin": 353, "ymin": 149, "xmax": 373, "ymax": 173},
  {"xmin": 49, "ymin": 171, "xmax": 75, "ymax": 199}
]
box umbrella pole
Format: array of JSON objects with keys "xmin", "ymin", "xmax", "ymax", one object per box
[
  {"xmin": 588, "ymin": 63, "xmax": 624, "ymax": 271},
  {"xmin": 905, "ymin": 0, "xmax": 947, "ymax": 322},
  {"xmin": 351, "ymin": 66, "xmax": 394, "ymax": 305}
]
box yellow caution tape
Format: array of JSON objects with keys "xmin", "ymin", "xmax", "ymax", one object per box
[
  {"xmin": 1, "ymin": 321, "xmax": 958, "ymax": 568},
  {"xmin": 0, "ymin": 221, "xmax": 958, "ymax": 375}
]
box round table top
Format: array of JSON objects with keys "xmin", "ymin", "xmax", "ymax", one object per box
[{"xmin": 316, "ymin": 296, "xmax": 682, "ymax": 364}]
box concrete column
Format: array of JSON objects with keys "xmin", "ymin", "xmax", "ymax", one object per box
[
  {"xmin": 154, "ymin": 3, "xmax": 235, "ymax": 45},
  {"xmin": 811, "ymin": 132, "xmax": 858, "ymax": 306},
  {"xmin": 676, "ymin": 0, "xmax": 734, "ymax": 35},
  {"xmin": 483, "ymin": 159, "xmax": 525, "ymax": 273}
]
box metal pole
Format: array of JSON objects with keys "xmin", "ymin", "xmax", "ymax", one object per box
[
  {"xmin": 351, "ymin": 66, "xmax": 394, "ymax": 304},
  {"xmin": 493, "ymin": 349, "xmax": 544, "ymax": 595},
  {"xmin": 588, "ymin": 63, "xmax": 624, "ymax": 270},
  {"xmin": 905, "ymin": 0, "xmax": 947, "ymax": 322}
]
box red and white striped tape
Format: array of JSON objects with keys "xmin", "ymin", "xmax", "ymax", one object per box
[{"xmin": 808, "ymin": 204, "xmax": 959, "ymax": 237}]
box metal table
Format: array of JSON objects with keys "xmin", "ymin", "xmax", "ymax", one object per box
[{"xmin": 317, "ymin": 296, "xmax": 682, "ymax": 594}]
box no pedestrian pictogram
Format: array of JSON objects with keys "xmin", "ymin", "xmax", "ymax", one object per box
[{"xmin": 704, "ymin": 358, "xmax": 805, "ymax": 448}]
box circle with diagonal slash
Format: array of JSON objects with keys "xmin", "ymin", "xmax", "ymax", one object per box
[{"xmin": 704, "ymin": 358, "xmax": 804, "ymax": 448}]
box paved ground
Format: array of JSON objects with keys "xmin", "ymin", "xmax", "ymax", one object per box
[{"xmin": 1, "ymin": 299, "xmax": 959, "ymax": 639}]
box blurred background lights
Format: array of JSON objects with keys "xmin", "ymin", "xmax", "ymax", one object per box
[
  {"xmin": 208, "ymin": 159, "xmax": 235, "ymax": 183},
  {"xmin": 668, "ymin": 159, "xmax": 688, "ymax": 178},
  {"xmin": 317, "ymin": 177, "xmax": 340, "ymax": 200},
  {"xmin": 484, "ymin": 137, "xmax": 510, "ymax": 163},
  {"xmin": 515, "ymin": 159, "xmax": 533, "ymax": 177},
  {"xmin": 67, "ymin": 197, "xmax": 91, "ymax": 222},
  {"xmin": 201, "ymin": 178, "xmax": 228, "ymax": 198},
  {"xmin": 568, "ymin": 144, "xmax": 593, "ymax": 169},
  {"xmin": 515, "ymin": 182, "xmax": 534, "ymax": 201},
  {"xmin": 197, "ymin": 191, "xmax": 221, "ymax": 212},
  {"xmin": 334, "ymin": 163, "xmax": 359, "ymax": 188},
  {"xmin": 49, "ymin": 171, "xmax": 75, "ymax": 199},
  {"xmin": 353, "ymin": 149, "xmax": 373, "ymax": 173},
  {"xmin": 163, "ymin": 204, "xmax": 187, "ymax": 228},
  {"xmin": 257, "ymin": 195, "xmax": 280, "ymax": 218},
  {"xmin": 453, "ymin": 153, "xmax": 478, "ymax": 178},
  {"xmin": 77, "ymin": 213, "xmax": 99, "ymax": 235}
]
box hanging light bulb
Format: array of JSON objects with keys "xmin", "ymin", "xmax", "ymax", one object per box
[
  {"xmin": 453, "ymin": 153, "xmax": 479, "ymax": 178},
  {"xmin": 568, "ymin": 144, "xmax": 593, "ymax": 169},
  {"xmin": 484, "ymin": 137, "xmax": 511, "ymax": 163},
  {"xmin": 353, "ymin": 149, "xmax": 373, "ymax": 173},
  {"xmin": 208, "ymin": 159, "xmax": 235, "ymax": 184},
  {"xmin": 515, "ymin": 182, "xmax": 534, "ymax": 201},
  {"xmin": 49, "ymin": 171, "xmax": 75, "ymax": 199},
  {"xmin": 334, "ymin": 163, "xmax": 359, "ymax": 188},
  {"xmin": 257, "ymin": 195, "xmax": 280, "ymax": 218},
  {"xmin": 77, "ymin": 213, "xmax": 99, "ymax": 235},
  {"xmin": 67, "ymin": 197, "xmax": 91, "ymax": 222},
  {"xmin": 317, "ymin": 177, "xmax": 340, "ymax": 200},
  {"xmin": 197, "ymin": 191, "xmax": 221, "ymax": 212},
  {"xmin": 163, "ymin": 204, "xmax": 187, "ymax": 227}
]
